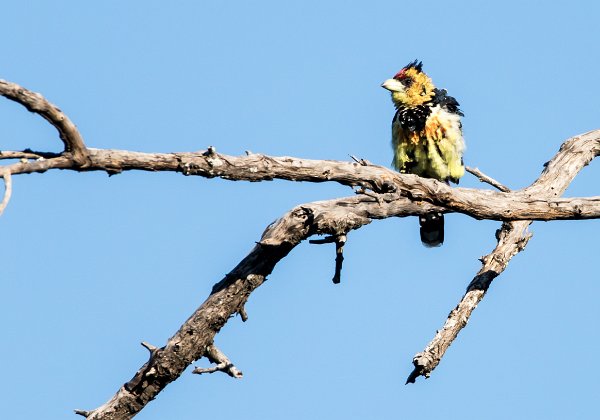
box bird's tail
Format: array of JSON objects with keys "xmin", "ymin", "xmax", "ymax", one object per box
[{"xmin": 419, "ymin": 212, "xmax": 444, "ymax": 247}]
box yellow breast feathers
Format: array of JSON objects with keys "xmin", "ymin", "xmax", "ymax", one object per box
[{"xmin": 393, "ymin": 106, "xmax": 465, "ymax": 182}]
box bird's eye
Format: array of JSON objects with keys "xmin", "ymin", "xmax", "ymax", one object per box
[{"xmin": 403, "ymin": 77, "xmax": 414, "ymax": 87}]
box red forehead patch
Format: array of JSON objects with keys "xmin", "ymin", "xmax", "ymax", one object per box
[{"xmin": 393, "ymin": 69, "xmax": 407, "ymax": 80}]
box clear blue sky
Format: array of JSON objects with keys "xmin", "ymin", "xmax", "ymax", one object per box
[{"xmin": 1, "ymin": 1, "xmax": 599, "ymax": 419}]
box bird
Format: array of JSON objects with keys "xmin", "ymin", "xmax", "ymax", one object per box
[{"xmin": 381, "ymin": 60, "xmax": 465, "ymax": 247}]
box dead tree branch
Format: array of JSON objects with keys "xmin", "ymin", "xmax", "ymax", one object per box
[
  {"xmin": 406, "ymin": 220, "xmax": 533, "ymax": 383},
  {"xmin": 78, "ymin": 196, "xmax": 389, "ymax": 419},
  {"xmin": 2, "ymin": 79, "xmax": 600, "ymax": 418},
  {"xmin": 1, "ymin": 145, "xmax": 600, "ymax": 220},
  {"xmin": 407, "ymin": 130, "xmax": 599, "ymax": 382},
  {"xmin": 0, "ymin": 80, "xmax": 89, "ymax": 166}
]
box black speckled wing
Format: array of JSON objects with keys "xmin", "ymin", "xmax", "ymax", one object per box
[{"xmin": 430, "ymin": 88, "xmax": 464, "ymax": 116}]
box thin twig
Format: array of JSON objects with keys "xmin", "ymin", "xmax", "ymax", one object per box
[
  {"xmin": 310, "ymin": 234, "xmax": 348, "ymax": 284},
  {"xmin": 332, "ymin": 235, "xmax": 346, "ymax": 284},
  {"xmin": 0, "ymin": 170, "xmax": 13, "ymax": 216},
  {"xmin": 466, "ymin": 166, "xmax": 511, "ymax": 192},
  {"xmin": 0, "ymin": 150, "xmax": 61, "ymax": 160},
  {"xmin": 309, "ymin": 236, "xmax": 338, "ymax": 245},
  {"xmin": 193, "ymin": 344, "xmax": 243, "ymax": 378},
  {"xmin": 238, "ymin": 305, "xmax": 248, "ymax": 322},
  {"xmin": 140, "ymin": 341, "xmax": 158, "ymax": 355},
  {"xmin": 349, "ymin": 154, "xmax": 370, "ymax": 166}
]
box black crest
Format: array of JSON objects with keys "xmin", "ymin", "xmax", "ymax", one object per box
[{"xmin": 403, "ymin": 59, "xmax": 423, "ymax": 73}]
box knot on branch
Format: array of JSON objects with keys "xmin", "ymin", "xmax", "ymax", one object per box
[
  {"xmin": 122, "ymin": 342, "xmax": 163, "ymax": 393},
  {"xmin": 203, "ymin": 146, "xmax": 224, "ymax": 168},
  {"xmin": 259, "ymin": 206, "xmax": 315, "ymax": 247},
  {"xmin": 245, "ymin": 274, "xmax": 263, "ymax": 288}
]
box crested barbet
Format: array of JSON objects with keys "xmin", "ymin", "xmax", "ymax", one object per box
[{"xmin": 382, "ymin": 60, "xmax": 465, "ymax": 247}]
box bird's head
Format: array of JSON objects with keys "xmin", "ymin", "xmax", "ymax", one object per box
[{"xmin": 382, "ymin": 60, "xmax": 435, "ymax": 108}]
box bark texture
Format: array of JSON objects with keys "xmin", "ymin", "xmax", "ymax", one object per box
[{"xmin": 1, "ymin": 79, "xmax": 599, "ymax": 419}]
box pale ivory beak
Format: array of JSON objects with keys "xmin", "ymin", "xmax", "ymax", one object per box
[{"xmin": 381, "ymin": 78, "xmax": 404, "ymax": 92}]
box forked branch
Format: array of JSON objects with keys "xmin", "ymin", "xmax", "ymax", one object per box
[
  {"xmin": 193, "ymin": 344, "xmax": 243, "ymax": 378},
  {"xmin": 407, "ymin": 129, "xmax": 599, "ymax": 382},
  {"xmin": 0, "ymin": 80, "xmax": 89, "ymax": 165}
]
